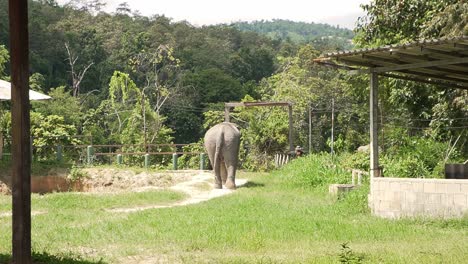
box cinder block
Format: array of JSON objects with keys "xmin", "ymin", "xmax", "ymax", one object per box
[
  {"xmin": 393, "ymin": 191, "xmax": 404, "ymax": 202},
  {"xmin": 380, "ymin": 181, "xmax": 389, "ymax": 191},
  {"xmin": 412, "ymin": 182, "xmax": 424, "ymax": 192},
  {"xmin": 424, "ymin": 182, "xmax": 436, "ymax": 193},
  {"xmin": 401, "ymin": 183, "xmax": 412, "ymax": 191},
  {"xmin": 427, "ymin": 194, "xmax": 441, "ymax": 204},
  {"xmin": 408, "ymin": 204, "xmax": 425, "ymax": 214},
  {"xmin": 406, "ymin": 192, "xmax": 417, "ymax": 204},
  {"xmin": 435, "ymin": 183, "xmax": 447, "ymax": 194},
  {"xmin": 390, "ymin": 181, "xmax": 401, "ymax": 190},
  {"xmin": 441, "ymin": 194, "xmax": 454, "ymax": 207},
  {"xmin": 447, "ymin": 183, "xmax": 461, "ymax": 193},
  {"xmin": 329, "ymin": 184, "xmax": 356, "ymax": 195},
  {"xmin": 384, "ymin": 191, "xmax": 394, "ymax": 201},
  {"xmin": 460, "ymin": 184, "xmax": 468, "ymax": 193},
  {"xmin": 379, "ymin": 201, "xmax": 391, "ymax": 211},
  {"xmin": 416, "ymin": 192, "xmax": 427, "ymax": 204},
  {"xmin": 389, "ymin": 200, "xmax": 402, "ymax": 211},
  {"xmin": 424, "ymin": 203, "xmax": 443, "ymax": 216},
  {"xmin": 454, "ymin": 194, "xmax": 467, "ymax": 207}
]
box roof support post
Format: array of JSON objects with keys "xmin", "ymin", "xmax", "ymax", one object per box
[
  {"xmin": 9, "ymin": 0, "xmax": 32, "ymax": 262},
  {"xmin": 370, "ymin": 71, "xmax": 380, "ymax": 178}
]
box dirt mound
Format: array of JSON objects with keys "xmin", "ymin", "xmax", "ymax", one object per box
[
  {"xmin": 81, "ymin": 168, "xmax": 193, "ymax": 192},
  {"xmin": 0, "ymin": 168, "xmax": 196, "ymax": 194}
]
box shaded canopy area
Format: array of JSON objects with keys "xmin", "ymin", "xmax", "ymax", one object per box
[{"xmin": 314, "ymin": 36, "xmax": 468, "ymax": 178}]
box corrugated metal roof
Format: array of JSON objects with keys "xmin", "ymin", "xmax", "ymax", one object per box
[{"xmin": 314, "ymin": 36, "xmax": 468, "ymax": 89}]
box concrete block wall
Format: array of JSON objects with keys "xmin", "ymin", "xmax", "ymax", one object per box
[{"xmin": 369, "ymin": 177, "xmax": 468, "ymax": 219}]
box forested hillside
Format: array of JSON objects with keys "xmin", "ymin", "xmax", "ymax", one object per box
[
  {"xmin": 0, "ymin": 0, "xmax": 466, "ymax": 174},
  {"xmin": 232, "ymin": 19, "xmax": 353, "ymax": 49}
]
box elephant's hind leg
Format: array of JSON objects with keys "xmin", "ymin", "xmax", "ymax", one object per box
[
  {"xmin": 224, "ymin": 165, "xmax": 237, "ymax": 190},
  {"xmin": 206, "ymin": 144, "xmax": 222, "ymax": 189},
  {"xmin": 220, "ymin": 161, "xmax": 228, "ymax": 185}
]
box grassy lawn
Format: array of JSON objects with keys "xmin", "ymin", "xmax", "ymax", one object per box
[{"xmin": 0, "ymin": 161, "xmax": 467, "ymax": 263}]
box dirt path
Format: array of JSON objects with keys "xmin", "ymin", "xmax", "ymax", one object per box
[
  {"xmin": 0, "ymin": 211, "xmax": 46, "ymax": 218},
  {"xmin": 108, "ymin": 172, "xmax": 247, "ymax": 213},
  {"xmin": 0, "ymin": 171, "xmax": 248, "ymax": 217}
]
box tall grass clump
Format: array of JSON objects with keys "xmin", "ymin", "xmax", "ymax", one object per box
[{"xmin": 274, "ymin": 153, "xmax": 350, "ymax": 189}]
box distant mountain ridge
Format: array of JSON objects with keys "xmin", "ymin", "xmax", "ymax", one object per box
[{"xmin": 231, "ymin": 19, "xmax": 354, "ymax": 44}]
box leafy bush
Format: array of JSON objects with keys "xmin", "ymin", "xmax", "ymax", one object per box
[
  {"xmin": 381, "ymin": 155, "xmax": 429, "ymax": 178},
  {"xmin": 31, "ymin": 113, "xmax": 81, "ymax": 160},
  {"xmin": 68, "ymin": 166, "xmax": 90, "ymax": 181},
  {"xmin": 275, "ymin": 153, "xmax": 349, "ymax": 188},
  {"xmin": 341, "ymin": 151, "xmax": 370, "ymax": 172},
  {"xmin": 177, "ymin": 142, "xmax": 206, "ymax": 169},
  {"xmin": 386, "ymin": 136, "xmax": 450, "ymax": 171}
]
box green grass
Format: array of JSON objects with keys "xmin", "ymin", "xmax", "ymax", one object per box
[{"xmin": 0, "ymin": 158, "xmax": 467, "ymax": 263}]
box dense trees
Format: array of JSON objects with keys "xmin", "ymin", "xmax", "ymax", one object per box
[
  {"xmin": 355, "ymin": 0, "xmax": 467, "ymax": 143},
  {"xmin": 233, "ymin": 19, "xmax": 353, "ymax": 44},
  {"xmin": 0, "ymin": 0, "xmax": 465, "ymax": 171}
]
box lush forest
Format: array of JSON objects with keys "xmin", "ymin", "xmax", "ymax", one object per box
[
  {"xmin": 232, "ymin": 19, "xmax": 354, "ymax": 49},
  {"xmin": 0, "ymin": 0, "xmax": 466, "ymax": 175}
]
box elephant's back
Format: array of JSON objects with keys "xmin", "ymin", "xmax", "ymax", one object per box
[{"xmin": 204, "ymin": 122, "xmax": 240, "ymax": 145}]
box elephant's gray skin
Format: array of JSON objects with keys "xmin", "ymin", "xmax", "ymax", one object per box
[{"xmin": 204, "ymin": 122, "xmax": 241, "ymax": 189}]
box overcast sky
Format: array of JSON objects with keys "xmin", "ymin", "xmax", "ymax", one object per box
[{"xmin": 58, "ymin": 0, "xmax": 371, "ymax": 29}]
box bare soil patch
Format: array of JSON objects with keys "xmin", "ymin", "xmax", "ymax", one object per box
[
  {"xmin": 80, "ymin": 168, "xmax": 193, "ymax": 193},
  {"xmin": 1, "ymin": 167, "xmax": 247, "ymax": 216},
  {"xmin": 108, "ymin": 172, "xmax": 247, "ymax": 213}
]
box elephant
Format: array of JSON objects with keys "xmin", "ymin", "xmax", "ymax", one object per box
[{"xmin": 204, "ymin": 122, "xmax": 241, "ymax": 189}]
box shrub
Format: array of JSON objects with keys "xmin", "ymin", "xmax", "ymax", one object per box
[
  {"xmin": 178, "ymin": 142, "xmax": 206, "ymax": 169},
  {"xmin": 276, "ymin": 153, "xmax": 350, "ymax": 188},
  {"xmin": 341, "ymin": 151, "xmax": 370, "ymax": 171},
  {"xmin": 381, "ymin": 155, "xmax": 429, "ymax": 178}
]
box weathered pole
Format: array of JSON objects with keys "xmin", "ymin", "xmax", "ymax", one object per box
[
  {"xmin": 331, "ymin": 98, "xmax": 335, "ymax": 155},
  {"xmin": 370, "ymin": 71, "xmax": 380, "ymax": 178},
  {"xmin": 308, "ymin": 105, "xmax": 312, "ymax": 153},
  {"xmin": 288, "ymin": 104, "xmax": 293, "ymax": 153},
  {"xmin": 9, "ymin": 0, "xmax": 32, "ymax": 262}
]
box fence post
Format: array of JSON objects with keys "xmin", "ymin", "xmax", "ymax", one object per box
[
  {"xmin": 116, "ymin": 154, "xmax": 122, "ymax": 165},
  {"xmin": 87, "ymin": 145, "xmax": 94, "ymax": 165},
  {"xmin": 172, "ymin": 153, "xmax": 178, "ymax": 170},
  {"xmin": 56, "ymin": 145, "xmax": 62, "ymax": 162},
  {"xmin": 200, "ymin": 153, "xmax": 205, "ymax": 170},
  {"xmin": 144, "ymin": 153, "xmax": 150, "ymax": 168}
]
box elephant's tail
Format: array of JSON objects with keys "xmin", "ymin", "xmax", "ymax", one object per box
[{"xmin": 213, "ymin": 130, "xmax": 224, "ymax": 174}]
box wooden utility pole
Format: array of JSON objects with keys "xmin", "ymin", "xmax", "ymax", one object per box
[
  {"xmin": 370, "ymin": 71, "xmax": 380, "ymax": 177},
  {"xmin": 9, "ymin": 0, "xmax": 32, "ymax": 262}
]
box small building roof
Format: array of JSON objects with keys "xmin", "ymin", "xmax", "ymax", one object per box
[
  {"xmin": 0, "ymin": 79, "xmax": 51, "ymax": 101},
  {"xmin": 314, "ymin": 36, "xmax": 468, "ymax": 90}
]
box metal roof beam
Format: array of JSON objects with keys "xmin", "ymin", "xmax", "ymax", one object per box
[
  {"xmin": 422, "ymin": 47, "xmax": 468, "ymax": 58},
  {"xmin": 380, "ymin": 73, "xmax": 468, "ymax": 90},
  {"xmin": 454, "ymin": 42, "xmax": 468, "ymax": 49},
  {"xmin": 395, "ymin": 69, "xmax": 468, "ymax": 84},
  {"xmin": 371, "ymin": 57, "xmax": 468, "ymax": 73}
]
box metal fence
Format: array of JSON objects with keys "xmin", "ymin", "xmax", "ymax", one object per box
[{"xmin": 1, "ymin": 143, "xmax": 208, "ymax": 170}]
